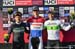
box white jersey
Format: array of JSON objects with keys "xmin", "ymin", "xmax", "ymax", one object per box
[{"xmin": 44, "ymin": 20, "xmax": 61, "ymax": 40}]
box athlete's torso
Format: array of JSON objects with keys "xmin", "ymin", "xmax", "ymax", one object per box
[
  {"xmin": 27, "ymin": 16, "xmax": 45, "ymax": 37},
  {"xmin": 11, "ymin": 22, "xmax": 27, "ymax": 42},
  {"xmin": 44, "ymin": 20, "xmax": 61, "ymax": 40}
]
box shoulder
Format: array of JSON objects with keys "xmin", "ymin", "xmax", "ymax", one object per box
[
  {"xmin": 45, "ymin": 20, "xmax": 49, "ymax": 22},
  {"xmin": 39, "ymin": 16, "xmax": 44, "ymax": 19},
  {"xmin": 27, "ymin": 16, "xmax": 34, "ymax": 22},
  {"xmin": 55, "ymin": 20, "xmax": 61, "ymax": 22},
  {"xmin": 44, "ymin": 20, "xmax": 50, "ymax": 26},
  {"xmin": 28, "ymin": 16, "xmax": 34, "ymax": 20},
  {"xmin": 11, "ymin": 22, "xmax": 16, "ymax": 26},
  {"xmin": 55, "ymin": 20, "xmax": 60, "ymax": 21},
  {"xmin": 21, "ymin": 22, "xmax": 27, "ymax": 25},
  {"xmin": 44, "ymin": 20, "xmax": 49, "ymax": 24},
  {"xmin": 22, "ymin": 22, "xmax": 30, "ymax": 27},
  {"xmin": 38, "ymin": 16, "xmax": 45, "ymax": 21},
  {"xmin": 9, "ymin": 23, "xmax": 15, "ymax": 28}
]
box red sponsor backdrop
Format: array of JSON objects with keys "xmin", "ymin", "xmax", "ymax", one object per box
[
  {"xmin": 74, "ymin": 0, "xmax": 75, "ymax": 4},
  {"xmin": 60, "ymin": 29, "xmax": 75, "ymax": 42},
  {"xmin": 15, "ymin": 0, "xmax": 32, "ymax": 6},
  {"xmin": 15, "ymin": 0, "xmax": 43, "ymax": 6},
  {"xmin": 32, "ymin": 0, "xmax": 43, "ymax": 5},
  {"xmin": 57, "ymin": 0, "xmax": 74, "ymax": 5}
]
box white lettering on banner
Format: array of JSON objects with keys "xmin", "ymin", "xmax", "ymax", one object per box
[
  {"xmin": 30, "ymin": 23, "xmax": 43, "ymax": 30},
  {"xmin": 58, "ymin": 0, "xmax": 72, "ymax": 1}
]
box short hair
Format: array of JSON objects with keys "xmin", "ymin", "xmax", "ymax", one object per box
[
  {"xmin": 33, "ymin": 6, "xmax": 39, "ymax": 11},
  {"xmin": 14, "ymin": 11, "xmax": 22, "ymax": 18},
  {"xmin": 48, "ymin": 11, "xmax": 54, "ymax": 15}
]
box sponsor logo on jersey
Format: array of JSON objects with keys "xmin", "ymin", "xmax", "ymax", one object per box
[
  {"xmin": 30, "ymin": 23, "xmax": 43, "ymax": 30},
  {"xmin": 48, "ymin": 23, "xmax": 57, "ymax": 25},
  {"xmin": 13, "ymin": 27, "xmax": 25, "ymax": 33}
]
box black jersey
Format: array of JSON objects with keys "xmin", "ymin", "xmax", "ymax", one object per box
[{"xmin": 8, "ymin": 22, "xmax": 29, "ymax": 43}]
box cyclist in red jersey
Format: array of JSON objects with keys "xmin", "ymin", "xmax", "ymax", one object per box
[{"xmin": 27, "ymin": 6, "xmax": 45, "ymax": 49}]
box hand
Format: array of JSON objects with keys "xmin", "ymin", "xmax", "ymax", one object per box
[{"xmin": 4, "ymin": 41, "xmax": 8, "ymax": 44}]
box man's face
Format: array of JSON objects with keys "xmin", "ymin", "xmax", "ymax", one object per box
[
  {"xmin": 15, "ymin": 16, "xmax": 21, "ymax": 22},
  {"xmin": 33, "ymin": 11, "xmax": 38, "ymax": 17},
  {"xmin": 48, "ymin": 13, "xmax": 54, "ymax": 20}
]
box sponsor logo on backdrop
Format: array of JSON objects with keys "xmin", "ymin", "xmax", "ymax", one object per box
[
  {"xmin": 44, "ymin": 0, "xmax": 57, "ymax": 5},
  {"xmin": 15, "ymin": 0, "xmax": 32, "ymax": 6},
  {"xmin": 3, "ymin": 0, "xmax": 15, "ymax": 6},
  {"xmin": 57, "ymin": 0, "xmax": 74, "ymax": 5}
]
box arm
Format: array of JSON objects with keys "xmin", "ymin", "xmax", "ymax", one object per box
[
  {"xmin": 27, "ymin": 17, "xmax": 32, "ymax": 23},
  {"xmin": 24, "ymin": 23, "xmax": 30, "ymax": 34},
  {"xmin": 44, "ymin": 21, "xmax": 47, "ymax": 30},
  {"xmin": 60, "ymin": 22, "xmax": 71, "ymax": 31},
  {"xmin": 24, "ymin": 23, "xmax": 30, "ymax": 39},
  {"xmin": 4, "ymin": 24, "xmax": 13, "ymax": 43},
  {"xmin": 25, "ymin": 27, "xmax": 30, "ymax": 34}
]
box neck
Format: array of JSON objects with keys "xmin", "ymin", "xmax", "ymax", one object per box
[
  {"xmin": 34, "ymin": 16, "xmax": 38, "ymax": 18},
  {"xmin": 49, "ymin": 18, "xmax": 54, "ymax": 20},
  {"xmin": 16, "ymin": 21, "xmax": 21, "ymax": 24},
  {"xmin": 34, "ymin": 14, "xmax": 38, "ymax": 18}
]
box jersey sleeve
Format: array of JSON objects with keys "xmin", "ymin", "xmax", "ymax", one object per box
[
  {"xmin": 26, "ymin": 22, "xmax": 30, "ymax": 27},
  {"xmin": 24, "ymin": 23, "xmax": 30, "ymax": 34},
  {"xmin": 27, "ymin": 17, "xmax": 32, "ymax": 22},
  {"xmin": 8, "ymin": 24, "xmax": 13, "ymax": 35}
]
